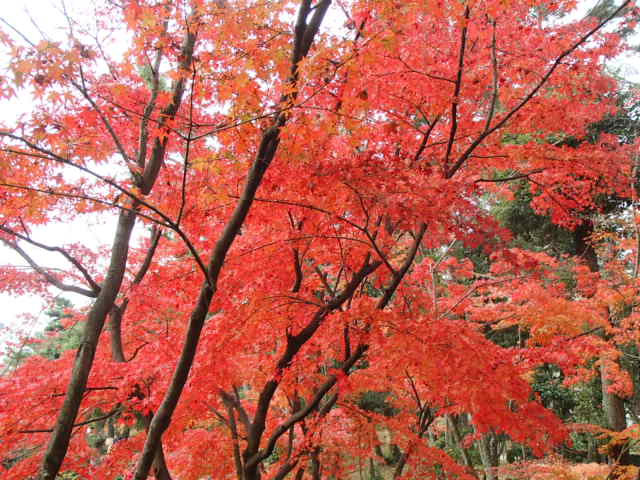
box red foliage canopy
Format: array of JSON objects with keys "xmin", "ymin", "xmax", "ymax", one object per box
[{"xmin": 0, "ymin": 0, "xmax": 638, "ymax": 479}]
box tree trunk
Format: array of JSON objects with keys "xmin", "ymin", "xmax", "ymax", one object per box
[
  {"xmin": 476, "ymin": 434, "xmax": 498, "ymax": 480},
  {"xmin": 39, "ymin": 209, "xmax": 137, "ymax": 480},
  {"xmin": 575, "ymin": 220, "xmax": 628, "ymax": 465},
  {"xmin": 601, "ymin": 361, "xmax": 629, "ymax": 464},
  {"xmin": 446, "ymin": 414, "xmax": 474, "ymax": 471},
  {"xmin": 152, "ymin": 440, "xmax": 172, "ymax": 480}
]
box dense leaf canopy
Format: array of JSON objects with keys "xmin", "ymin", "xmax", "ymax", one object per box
[{"xmin": 0, "ymin": 0, "xmax": 639, "ymax": 479}]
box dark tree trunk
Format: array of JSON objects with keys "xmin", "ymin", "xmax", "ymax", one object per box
[{"xmin": 574, "ymin": 220, "xmax": 628, "ymax": 466}]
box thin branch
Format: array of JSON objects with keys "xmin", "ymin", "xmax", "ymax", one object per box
[
  {"xmin": 0, "ymin": 181, "xmax": 172, "ymax": 228},
  {"xmin": 51, "ymin": 386, "xmax": 118, "ymax": 397},
  {"xmin": 19, "ymin": 408, "xmax": 119, "ymax": 434},
  {"xmin": 0, "ymin": 142, "xmax": 169, "ymax": 223},
  {"xmin": 0, "ymin": 17, "xmax": 37, "ymax": 47},
  {"xmin": 444, "ymin": 6, "xmax": 470, "ymax": 174},
  {"xmin": 72, "ymin": 75, "xmax": 132, "ymax": 165},
  {"xmin": 405, "ymin": 370, "xmax": 423, "ymax": 411},
  {"xmin": 131, "ymin": 226, "xmax": 162, "ymax": 286},
  {"xmin": 412, "ymin": 115, "xmax": 441, "ymax": 165},
  {"xmin": 447, "ymin": 0, "xmax": 632, "ymax": 178},
  {"xmin": 364, "ymin": 228, "xmax": 397, "ymax": 275},
  {"xmin": 232, "ymin": 385, "xmax": 252, "ymax": 431},
  {"xmin": 314, "ymin": 265, "xmax": 336, "ymax": 297},
  {"xmin": 249, "ymin": 343, "xmax": 368, "ymax": 468},
  {"xmin": 137, "ymin": 31, "xmax": 167, "ymax": 169},
  {"xmin": 237, "ymin": 195, "xmax": 367, "ymax": 233},
  {"xmin": 377, "ymin": 223, "xmax": 427, "ymax": 309},
  {"xmin": 483, "ymin": 20, "xmax": 499, "ymax": 133},
  {"xmin": 126, "ymin": 342, "xmax": 150, "ymax": 363},
  {"xmin": 476, "ymin": 168, "xmax": 545, "ymax": 183},
  {"xmin": 0, "ymin": 225, "xmax": 100, "ymax": 294},
  {"xmin": 139, "ymin": 27, "xmax": 198, "ymax": 195},
  {"xmin": 0, "ymin": 238, "xmax": 98, "ymax": 297},
  {"xmin": 177, "ymin": 67, "xmax": 197, "ymax": 226},
  {"xmin": 245, "ymin": 258, "xmax": 381, "ymax": 471},
  {"xmin": 0, "ymin": 141, "xmax": 211, "ymax": 284},
  {"xmin": 133, "ymin": 3, "xmax": 332, "ymax": 477},
  {"xmin": 292, "ymin": 248, "xmax": 304, "ymax": 293},
  {"xmin": 249, "ymin": 223, "xmax": 428, "ymax": 470},
  {"xmin": 393, "ymin": 56, "xmax": 456, "ymax": 85}
]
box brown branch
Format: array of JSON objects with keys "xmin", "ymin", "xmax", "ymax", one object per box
[
  {"xmin": 248, "ymin": 343, "xmax": 368, "ymax": 469},
  {"xmin": 51, "ymin": 386, "xmax": 118, "ymax": 397},
  {"xmin": 412, "ymin": 115, "xmax": 441, "ymax": 165},
  {"xmin": 72, "ymin": 73, "xmax": 132, "ymax": 164},
  {"xmin": 139, "ymin": 28, "xmax": 197, "ymax": 195},
  {"xmin": 444, "ymin": 6, "xmax": 470, "ymax": 174},
  {"xmin": 0, "ymin": 181, "xmax": 172, "ymax": 228},
  {"xmin": 0, "ymin": 238, "xmax": 98, "ymax": 297},
  {"xmin": 292, "ymin": 248, "xmax": 304, "ymax": 293},
  {"xmin": 393, "ymin": 55, "xmax": 456, "ymax": 85},
  {"xmin": 273, "ymin": 460, "xmax": 300, "ymax": 480},
  {"xmin": 0, "ymin": 174, "xmax": 210, "ymax": 287},
  {"xmin": 177, "ymin": 68, "xmax": 197, "ymax": 226},
  {"xmin": 246, "ymin": 195, "xmax": 367, "ymax": 233},
  {"xmin": 248, "ymin": 224, "xmax": 427, "ymax": 471},
  {"xmin": 219, "ymin": 393, "xmax": 244, "ymax": 480},
  {"xmin": 125, "ymin": 342, "xmax": 149, "ymax": 362},
  {"xmin": 262, "ymin": 228, "xmax": 429, "ymax": 471},
  {"xmin": 137, "ymin": 31, "xmax": 166, "ymax": 169},
  {"xmin": 483, "ymin": 20, "xmax": 499, "ymax": 134},
  {"xmin": 245, "ymin": 258, "xmax": 381, "ymax": 472},
  {"xmin": 475, "ymin": 168, "xmax": 545, "ymax": 183},
  {"xmin": 20, "ymin": 408, "xmax": 119, "ymax": 434},
  {"xmin": 314, "ymin": 265, "xmax": 335, "ymax": 298},
  {"xmin": 0, "ymin": 143, "xmax": 156, "ymax": 217},
  {"xmin": 132, "ymin": 226, "xmax": 162, "ymax": 286},
  {"xmin": 405, "ymin": 370, "xmax": 423, "ymax": 412},
  {"xmin": 231, "ymin": 386, "xmax": 252, "ymax": 432},
  {"xmin": 377, "ymin": 223, "xmax": 427, "ymax": 309},
  {"xmin": 0, "ymin": 225, "xmax": 100, "ymax": 294},
  {"xmin": 38, "ymin": 13, "xmax": 199, "ymax": 480}
]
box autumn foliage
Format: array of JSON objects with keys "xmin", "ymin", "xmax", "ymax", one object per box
[{"xmin": 0, "ymin": 0, "xmax": 639, "ymax": 479}]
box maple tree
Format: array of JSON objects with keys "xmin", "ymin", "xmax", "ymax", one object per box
[{"xmin": 0, "ymin": 0, "xmax": 639, "ymax": 479}]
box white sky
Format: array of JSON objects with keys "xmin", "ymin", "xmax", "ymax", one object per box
[{"xmin": 0, "ymin": 0, "xmax": 638, "ymax": 347}]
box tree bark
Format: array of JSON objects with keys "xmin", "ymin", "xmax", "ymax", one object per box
[
  {"xmin": 476, "ymin": 433, "xmax": 499, "ymax": 480},
  {"xmin": 574, "ymin": 220, "xmax": 628, "ymax": 465},
  {"xmin": 39, "ymin": 208, "xmax": 137, "ymax": 480},
  {"xmin": 446, "ymin": 415, "xmax": 474, "ymax": 472}
]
